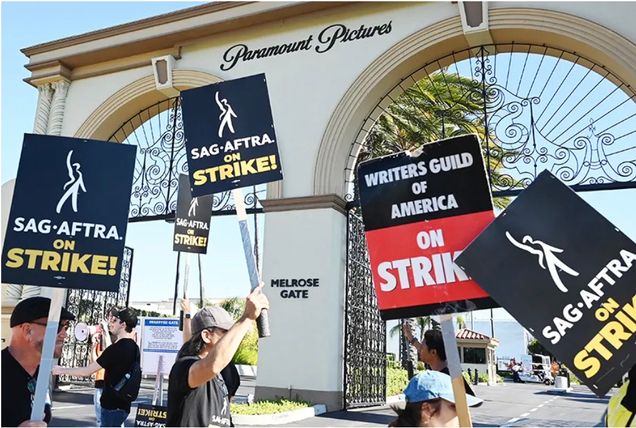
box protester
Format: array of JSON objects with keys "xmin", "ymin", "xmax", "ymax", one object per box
[
  {"xmin": 167, "ymin": 285, "xmax": 268, "ymax": 427},
  {"xmin": 390, "ymin": 370, "xmax": 483, "ymax": 427},
  {"xmin": 180, "ymin": 297, "xmax": 242, "ymax": 405},
  {"xmin": 2, "ymin": 296, "xmax": 76, "ymax": 427},
  {"xmin": 403, "ymin": 324, "xmax": 476, "ymax": 396},
  {"xmin": 605, "ymin": 365, "xmax": 636, "ymax": 427},
  {"xmin": 89, "ymin": 307, "xmax": 119, "ymax": 427},
  {"xmin": 53, "ymin": 307, "xmax": 140, "ymax": 427}
]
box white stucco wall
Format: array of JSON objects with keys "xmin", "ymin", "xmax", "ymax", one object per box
[{"xmin": 257, "ymin": 206, "xmax": 346, "ymax": 392}]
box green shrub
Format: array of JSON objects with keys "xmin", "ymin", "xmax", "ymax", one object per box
[
  {"xmin": 387, "ymin": 366, "xmax": 409, "ymax": 396},
  {"xmin": 230, "ymin": 399, "xmax": 310, "ymax": 415},
  {"xmin": 232, "ymin": 322, "xmax": 258, "ymax": 365},
  {"xmin": 478, "ymin": 372, "xmax": 489, "ymax": 383}
]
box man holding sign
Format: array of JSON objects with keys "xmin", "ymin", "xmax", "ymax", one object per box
[
  {"xmin": 2, "ymin": 297, "xmax": 75, "ymax": 427},
  {"xmin": 167, "ymin": 285, "xmax": 268, "ymax": 427}
]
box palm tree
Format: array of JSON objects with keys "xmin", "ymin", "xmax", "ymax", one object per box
[
  {"xmin": 456, "ymin": 315, "xmax": 466, "ymax": 330},
  {"xmin": 388, "ymin": 317, "xmax": 432, "ymax": 341},
  {"xmin": 357, "ymin": 71, "xmax": 512, "ymax": 209}
]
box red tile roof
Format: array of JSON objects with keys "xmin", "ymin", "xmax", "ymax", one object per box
[{"xmin": 456, "ymin": 328, "xmax": 491, "ymax": 340}]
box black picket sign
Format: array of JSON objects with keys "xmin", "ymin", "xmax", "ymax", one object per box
[
  {"xmin": 181, "ymin": 73, "xmax": 283, "ymax": 197},
  {"xmin": 457, "ymin": 170, "xmax": 636, "ymax": 397},
  {"xmin": 173, "ymin": 174, "xmax": 213, "ymax": 254},
  {"xmin": 2, "ymin": 134, "xmax": 136, "ymax": 292}
]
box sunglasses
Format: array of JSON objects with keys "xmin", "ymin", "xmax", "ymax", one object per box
[{"xmin": 30, "ymin": 320, "xmax": 71, "ymax": 333}]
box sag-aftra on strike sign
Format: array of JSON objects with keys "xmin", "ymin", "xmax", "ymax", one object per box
[
  {"xmin": 457, "ymin": 171, "xmax": 636, "ymax": 396},
  {"xmin": 2, "ymin": 134, "xmax": 136, "ymax": 292},
  {"xmin": 357, "ymin": 135, "xmax": 497, "ymax": 320},
  {"xmin": 181, "ymin": 73, "xmax": 283, "ymax": 197}
]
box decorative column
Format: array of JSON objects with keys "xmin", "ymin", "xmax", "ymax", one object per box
[
  {"xmin": 33, "ymin": 83, "xmax": 53, "ymax": 134},
  {"xmin": 21, "ymin": 79, "xmax": 70, "ymax": 300},
  {"xmin": 46, "ymin": 79, "xmax": 70, "ymax": 135}
]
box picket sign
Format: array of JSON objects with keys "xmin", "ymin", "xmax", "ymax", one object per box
[
  {"xmin": 31, "ymin": 287, "xmax": 65, "ymax": 421},
  {"xmin": 152, "ymin": 355, "xmax": 165, "ymax": 406},
  {"xmin": 232, "ymin": 187, "xmax": 270, "ymax": 337},
  {"xmin": 440, "ymin": 314, "xmax": 472, "ymax": 428}
]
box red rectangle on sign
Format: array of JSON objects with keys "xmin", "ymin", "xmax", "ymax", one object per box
[{"xmin": 366, "ymin": 210, "xmax": 494, "ymax": 311}]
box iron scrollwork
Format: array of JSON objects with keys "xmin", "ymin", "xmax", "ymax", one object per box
[
  {"xmin": 346, "ymin": 44, "xmax": 636, "ymax": 200},
  {"xmin": 344, "ymin": 210, "xmax": 386, "ymax": 408},
  {"xmin": 58, "ymin": 247, "xmax": 133, "ymax": 385},
  {"xmin": 109, "ymin": 98, "xmax": 264, "ymax": 221}
]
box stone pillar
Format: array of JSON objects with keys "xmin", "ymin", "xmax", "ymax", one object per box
[
  {"xmin": 22, "ymin": 79, "xmax": 70, "ymax": 300},
  {"xmin": 33, "ymin": 83, "xmax": 53, "ymax": 134},
  {"xmin": 255, "ymin": 195, "xmax": 347, "ymax": 411},
  {"xmin": 46, "ymin": 79, "xmax": 70, "ymax": 136}
]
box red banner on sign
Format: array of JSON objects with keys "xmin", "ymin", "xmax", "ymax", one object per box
[{"xmin": 366, "ymin": 210, "xmax": 494, "ymax": 311}]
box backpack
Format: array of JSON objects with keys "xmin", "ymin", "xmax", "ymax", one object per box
[{"xmin": 109, "ymin": 346, "xmax": 142, "ymax": 402}]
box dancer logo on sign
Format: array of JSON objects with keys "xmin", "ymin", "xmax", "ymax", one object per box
[{"xmin": 56, "ymin": 150, "xmax": 87, "ymax": 214}]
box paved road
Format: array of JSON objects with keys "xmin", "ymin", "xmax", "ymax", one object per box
[
  {"xmin": 276, "ymin": 382, "xmax": 609, "ymax": 427},
  {"xmin": 49, "ymin": 378, "xmax": 610, "ymax": 427}
]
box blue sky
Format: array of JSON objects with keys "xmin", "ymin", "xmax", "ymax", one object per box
[{"xmin": 2, "ymin": 2, "xmax": 636, "ymax": 309}]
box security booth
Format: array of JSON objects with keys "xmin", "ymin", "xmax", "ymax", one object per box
[{"xmin": 456, "ymin": 328, "xmax": 499, "ymax": 385}]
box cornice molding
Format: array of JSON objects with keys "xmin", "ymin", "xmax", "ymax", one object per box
[
  {"xmin": 21, "ymin": 2, "xmax": 344, "ymax": 74},
  {"xmin": 260, "ymin": 194, "xmax": 347, "ymax": 215}
]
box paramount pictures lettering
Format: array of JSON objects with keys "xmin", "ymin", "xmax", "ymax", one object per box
[{"xmin": 221, "ymin": 20, "xmax": 392, "ymax": 70}]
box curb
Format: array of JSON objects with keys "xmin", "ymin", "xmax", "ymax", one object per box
[
  {"xmin": 236, "ymin": 364, "xmax": 257, "ymax": 377},
  {"xmin": 387, "ymin": 394, "xmax": 405, "ymax": 404},
  {"xmin": 232, "ymin": 404, "xmax": 327, "ymax": 426}
]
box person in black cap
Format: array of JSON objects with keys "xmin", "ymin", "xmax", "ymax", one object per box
[
  {"xmin": 179, "ymin": 298, "xmax": 241, "ymax": 427},
  {"xmin": 167, "ymin": 284, "xmax": 269, "ymax": 427},
  {"xmin": 53, "ymin": 307, "xmax": 140, "ymax": 427},
  {"xmin": 2, "ymin": 296, "xmax": 76, "ymax": 427}
]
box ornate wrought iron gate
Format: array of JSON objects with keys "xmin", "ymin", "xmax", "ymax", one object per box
[
  {"xmin": 343, "ymin": 43, "xmax": 636, "ymax": 408},
  {"xmin": 343, "ymin": 209, "xmax": 386, "ymax": 408},
  {"xmin": 59, "ymin": 246, "xmax": 134, "ymax": 383}
]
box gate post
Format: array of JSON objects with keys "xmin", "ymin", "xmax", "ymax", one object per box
[{"xmin": 255, "ymin": 195, "xmax": 348, "ymax": 411}]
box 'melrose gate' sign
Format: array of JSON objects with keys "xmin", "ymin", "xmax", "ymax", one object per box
[{"xmin": 357, "ymin": 135, "xmax": 497, "ymax": 319}]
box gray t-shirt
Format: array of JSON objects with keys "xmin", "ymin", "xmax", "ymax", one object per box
[{"xmin": 167, "ymin": 356, "xmax": 231, "ymax": 427}]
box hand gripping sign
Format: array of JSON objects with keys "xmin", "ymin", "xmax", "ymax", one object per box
[
  {"xmin": 2, "ymin": 134, "xmax": 136, "ymax": 292},
  {"xmin": 181, "ymin": 73, "xmax": 283, "ymax": 197},
  {"xmin": 356, "ymin": 134, "xmax": 497, "ymax": 320},
  {"xmin": 457, "ymin": 170, "xmax": 636, "ymax": 397}
]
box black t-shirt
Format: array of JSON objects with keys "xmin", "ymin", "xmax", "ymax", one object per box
[
  {"xmin": 167, "ymin": 356, "xmax": 231, "ymax": 427},
  {"xmin": 97, "ymin": 338, "xmax": 140, "ymax": 412},
  {"xmin": 221, "ymin": 363, "xmax": 240, "ymax": 397},
  {"xmin": 1, "ymin": 348, "xmax": 52, "ymax": 426},
  {"xmin": 441, "ymin": 366, "xmax": 477, "ymax": 397}
]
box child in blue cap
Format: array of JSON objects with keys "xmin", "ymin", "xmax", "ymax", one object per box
[{"xmin": 390, "ymin": 371, "xmax": 482, "ymax": 427}]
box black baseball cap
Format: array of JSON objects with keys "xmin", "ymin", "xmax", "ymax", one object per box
[
  {"xmin": 191, "ymin": 307, "xmax": 235, "ymax": 335},
  {"xmin": 10, "ymin": 297, "xmax": 75, "ymax": 327}
]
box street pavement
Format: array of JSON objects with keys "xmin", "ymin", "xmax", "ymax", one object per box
[{"xmin": 49, "ymin": 377, "xmax": 610, "ymax": 427}]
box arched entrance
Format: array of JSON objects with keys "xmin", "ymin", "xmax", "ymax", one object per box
[{"xmin": 343, "ymin": 43, "xmax": 636, "ymax": 408}]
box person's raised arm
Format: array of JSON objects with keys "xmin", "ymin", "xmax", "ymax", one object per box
[
  {"xmin": 181, "ymin": 297, "xmax": 192, "ymax": 342},
  {"xmin": 187, "ymin": 285, "xmax": 268, "ymax": 388},
  {"xmin": 402, "ymin": 322, "xmax": 423, "ymax": 354}
]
